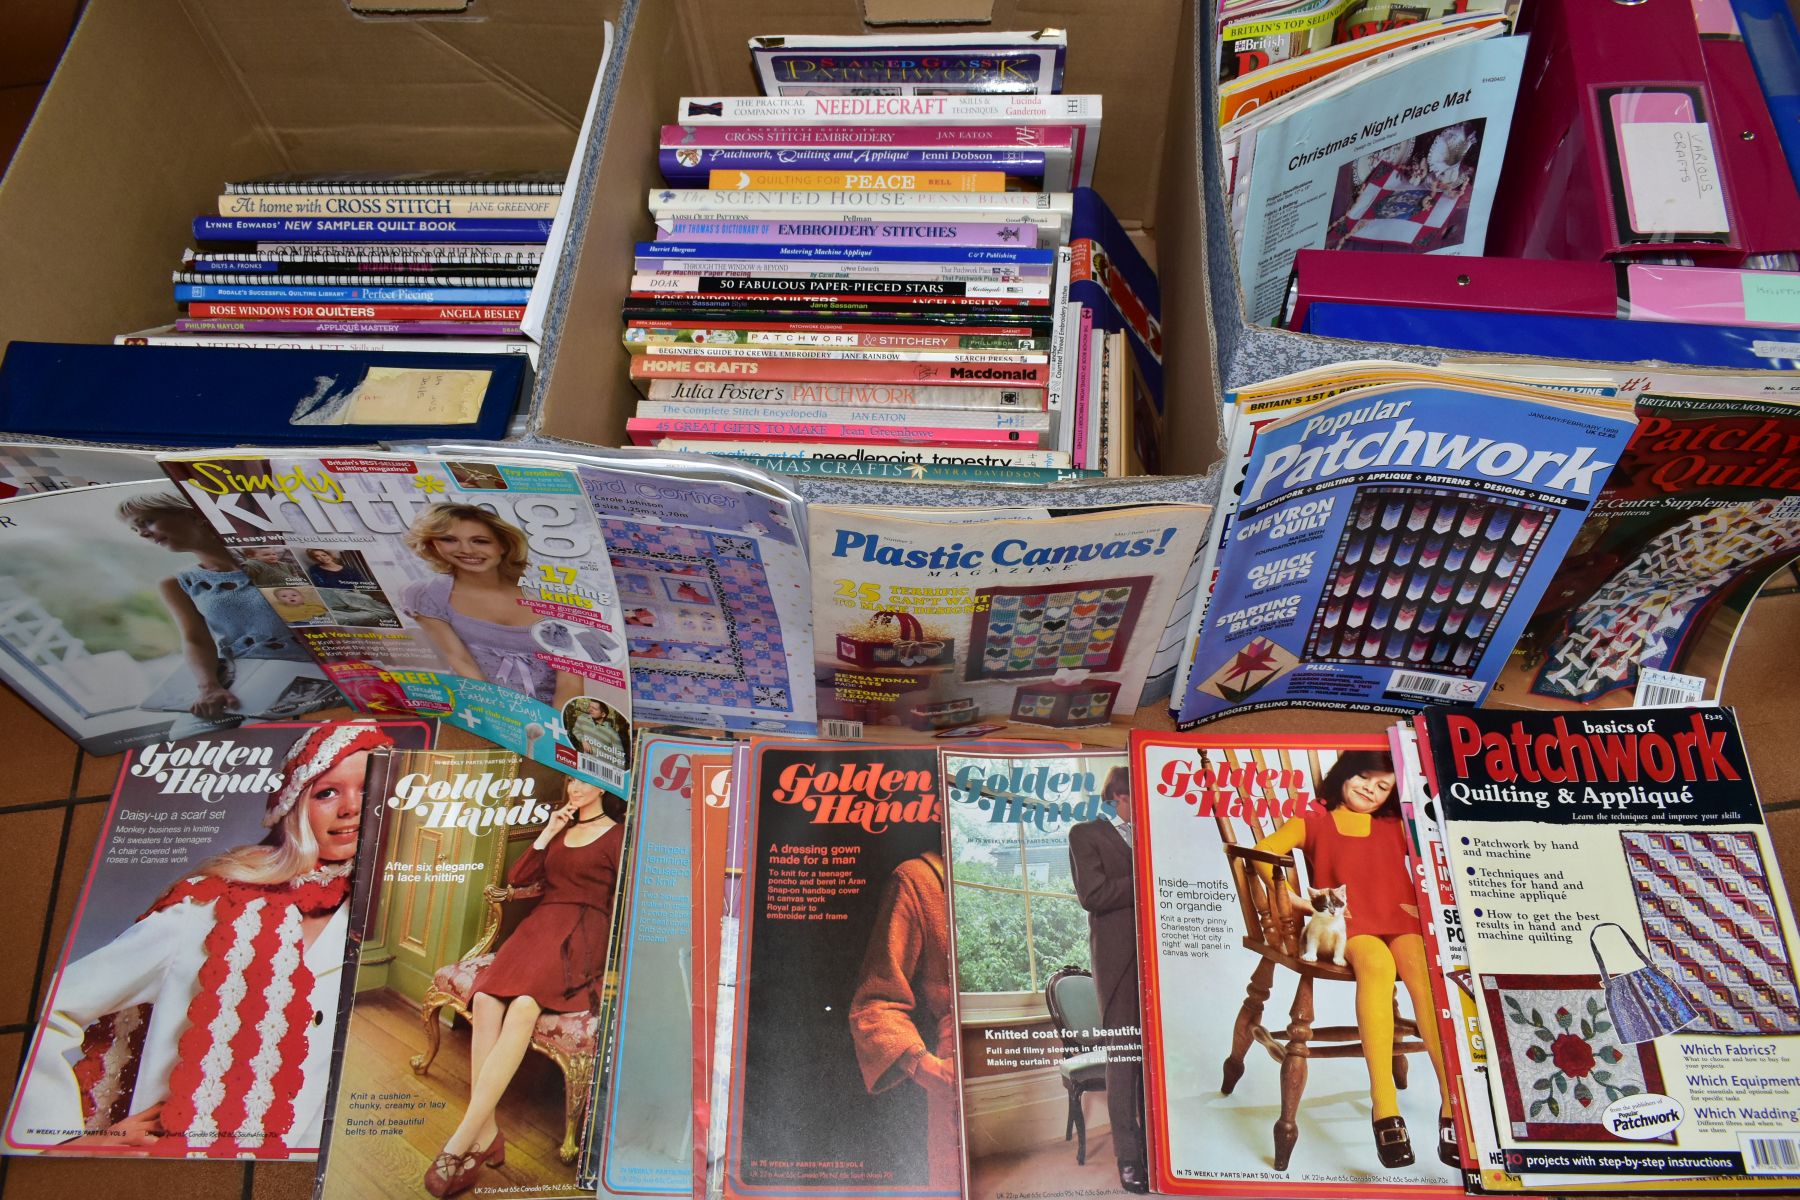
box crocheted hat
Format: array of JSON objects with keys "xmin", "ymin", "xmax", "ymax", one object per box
[{"xmin": 264, "ymin": 724, "xmax": 395, "ymax": 827}]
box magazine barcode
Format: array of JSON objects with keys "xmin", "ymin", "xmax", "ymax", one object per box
[
  {"xmin": 822, "ymin": 719, "xmax": 864, "ymax": 739},
  {"xmin": 1742, "ymin": 1135, "xmax": 1800, "ymax": 1173},
  {"xmin": 1638, "ymin": 682, "xmax": 1695, "ymax": 706},
  {"xmin": 1632, "ymin": 666, "xmax": 1708, "ymax": 708},
  {"xmin": 577, "ymin": 755, "xmax": 626, "ymax": 791},
  {"xmin": 1388, "ymin": 670, "xmax": 1460, "ymax": 698}
]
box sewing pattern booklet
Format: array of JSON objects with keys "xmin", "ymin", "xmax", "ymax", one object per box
[
  {"xmin": 938, "ymin": 748, "xmax": 1147, "ymax": 1200},
  {"xmin": 1177, "ymin": 380, "xmax": 1637, "ymax": 725},
  {"xmin": 810, "ymin": 504, "xmax": 1207, "ymax": 745},
  {"xmin": 1128, "ymin": 729, "xmax": 1462, "ymax": 1194},
  {"xmin": 721, "ymin": 740, "xmax": 962, "ymax": 1200},
  {"xmin": 0, "ymin": 479, "xmax": 341, "ymax": 754},
  {"xmin": 3, "ymin": 719, "xmax": 434, "ymax": 1160},
  {"xmin": 317, "ymin": 744, "xmax": 612, "ymax": 1196},
  {"xmin": 1233, "ymin": 34, "xmax": 1527, "ymax": 326},
  {"xmin": 159, "ymin": 450, "xmax": 633, "ymax": 793},
  {"xmin": 1427, "ymin": 706, "xmax": 1800, "ymax": 1190}
]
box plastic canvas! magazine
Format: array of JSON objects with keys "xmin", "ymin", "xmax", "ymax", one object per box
[
  {"xmin": 810, "ymin": 503, "xmax": 1206, "ymax": 746},
  {"xmin": 159, "ymin": 450, "xmax": 634, "ymax": 794},
  {"xmin": 2, "ymin": 719, "xmax": 434, "ymax": 1159}
]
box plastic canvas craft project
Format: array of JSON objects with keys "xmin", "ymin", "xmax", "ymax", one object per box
[
  {"xmin": 964, "ymin": 577, "xmax": 1151, "ymax": 681},
  {"xmin": 1621, "ymin": 830, "xmax": 1800, "ymax": 1036},
  {"xmin": 1480, "ymin": 973, "xmax": 1669, "ymax": 1143}
]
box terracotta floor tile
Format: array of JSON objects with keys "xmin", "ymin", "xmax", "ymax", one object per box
[
  {"xmin": 250, "ymin": 1162, "xmax": 318, "ymax": 1200},
  {"xmin": 0, "ymin": 689, "xmax": 78, "ymax": 808},
  {"xmin": 37, "ymin": 802, "xmax": 109, "ymax": 983},
  {"xmin": 3, "ymin": 1156, "xmax": 248, "ymax": 1200},
  {"xmin": 0, "ymin": 808, "xmax": 66, "ymax": 1027}
]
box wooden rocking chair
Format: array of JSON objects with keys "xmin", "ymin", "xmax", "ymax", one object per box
[{"xmin": 1212, "ymin": 750, "xmax": 1428, "ymax": 1172}]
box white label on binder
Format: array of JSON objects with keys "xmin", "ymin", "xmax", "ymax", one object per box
[{"xmin": 1618, "ymin": 122, "xmax": 1729, "ymax": 235}]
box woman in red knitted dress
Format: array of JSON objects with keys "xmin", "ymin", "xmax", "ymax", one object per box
[
  {"xmin": 1254, "ymin": 749, "xmax": 1452, "ymax": 1171},
  {"xmin": 425, "ymin": 777, "xmax": 625, "ymax": 1197}
]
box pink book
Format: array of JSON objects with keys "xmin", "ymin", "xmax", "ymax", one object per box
[{"xmin": 624, "ymin": 417, "xmax": 1042, "ymax": 448}]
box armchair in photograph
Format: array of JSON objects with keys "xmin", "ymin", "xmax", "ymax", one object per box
[
  {"xmin": 410, "ymin": 879, "xmax": 598, "ymax": 1163},
  {"xmin": 1216, "ymin": 806, "xmax": 1426, "ymax": 1171},
  {"xmin": 1043, "ymin": 965, "xmax": 1110, "ymax": 1165}
]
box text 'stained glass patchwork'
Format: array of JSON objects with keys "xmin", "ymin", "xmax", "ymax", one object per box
[
  {"xmin": 603, "ymin": 520, "xmax": 794, "ymax": 714},
  {"xmin": 1481, "ymin": 973, "xmax": 1668, "ymax": 1143},
  {"xmin": 1304, "ymin": 486, "xmax": 1556, "ymax": 674},
  {"xmin": 1621, "ymin": 830, "xmax": 1800, "ymax": 1035}
]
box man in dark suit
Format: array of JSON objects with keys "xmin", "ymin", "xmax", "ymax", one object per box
[{"xmin": 1068, "ymin": 765, "xmax": 1148, "ymax": 1194}]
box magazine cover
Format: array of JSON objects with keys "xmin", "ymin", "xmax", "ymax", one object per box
[
  {"xmin": 1233, "ymin": 35, "xmax": 1527, "ymax": 326},
  {"xmin": 317, "ymin": 744, "xmax": 627, "ymax": 1198},
  {"xmin": 160, "ymin": 451, "xmax": 634, "ymax": 793},
  {"xmin": 723, "ymin": 741, "xmax": 962, "ymax": 1200},
  {"xmin": 589, "ymin": 735, "xmax": 732, "ymax": 1199},
  {"xmin": 703, "ymin": 744, "xmax": 752, "ymax": 1200},
  {"xmin": 1493, "ymin": 393, "xmax": 1800, "ymax": 711},
  {"xmin": 811, "ymin": 504, "xmax": 1207, "ymax": 745},
  {"xmin": 1428, "ymin": 706, "xmax": 1800, "ymax": 1188},
  {"xmin": 0, "ymin": 479, "xmax": 341, "ymax": 754},
  {"xmin": 687, "ymin": 746, "xmax": 739, "ymax": 1199},
  {"xmin": 2, "ymin": 719, "xmax": 433, "ymax": 1158},
  {"xmin": 0, "ymin": 441, "xmax": 161, "ymax": 496},
  {"xmin": 1177, "ymin": 382, "xmax": 1638, "ymax": 725},
  {"xmin": 1129, "ymin": 729, "xmax": 1463, "ymax": 1195},
  {"xmin": 940, "ymin": 749, "xmax": 1150, "ymax": 1199}
]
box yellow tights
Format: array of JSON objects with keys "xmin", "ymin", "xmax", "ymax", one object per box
[{"xmin": 1346, "ymin": 932, "xmax": 1450, "ymax": 1122}]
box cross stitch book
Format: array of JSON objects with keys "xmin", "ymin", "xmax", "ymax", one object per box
[
  {"xmin": 1176, "ymin": 380, "xmax": 1637, "ymax": 725},
  {"xmin": 1127, "ymin": 729, "xmax": 1463, "ymax": 1195},
  {"xmin": 0, "ymin": 479, "xmax": 341, "ymax": 754},
  {"xmin": 809, "ymin": 502, "xmax": 1207, "ymax": 746},
  {"xmin": 157, "ymin": 450, "xmax": 634, "ymax": 794},
  {"xmin": 1490, "ymin": 392, "xmax": 1800, "ymax": 712},
  {"xmin": 316, "ymin": 743, "xmax": 619, "ymax": 1197},
  {"xmin": 1, "ymin": 719, "xmax": 434, "ymax": 1160},
  {"xmin": 1425, "ymin": 705, "xmax": 1800, "ymax": 1190}
]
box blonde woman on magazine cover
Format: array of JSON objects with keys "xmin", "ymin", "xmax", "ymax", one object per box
[
  {"xmin": 425, "ymin": 777, "xmax": 625, "ymax": 1198},
  {"xmin": 12, "ymin": 725, "xmax": 394, "ymax": 1157},
  {"xmin": 400, "ymin": 503, "xmax": 582, "ymax": 709}
]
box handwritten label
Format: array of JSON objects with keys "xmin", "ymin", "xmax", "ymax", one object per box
[
  {"xmin": 1618, "ymin": 122, "xmax": 1728, "ymax": 234},
  {"xmin": 345, "ymin": 367, "xmax": 491, "ymax": 425}
]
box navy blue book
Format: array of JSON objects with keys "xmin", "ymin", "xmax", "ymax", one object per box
[
  {"xmin": 1733, "ymin": 0, "xmax": 1800, "ymax": 195},
  {"xmin": 1298, "ymin": 301, "xmax": 1800, "ymax": 371},
  {"xmin": 193, "ymin": 216, "xmax": 554, "ymax": 243},
  {"xmin": 0, "ymin": 342, "xmax": 528, "ymax": 446}
]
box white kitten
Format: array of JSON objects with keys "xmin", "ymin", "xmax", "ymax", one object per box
[{"xmin": 1301, "ymin": 884, "xmax": 1349, "ymax": 966}]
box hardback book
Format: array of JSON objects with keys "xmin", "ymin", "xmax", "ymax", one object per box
[
  {"xmin": 0, "ymin": 479, "xmax": 341, "ymax": 754},
  {"xmin": 316, "ymin": 744, "xmax": 618, "ymax": 1196},
  {"xmin": 1425, "ymin": 706, "xmax": 1800, "ymax": 1191},
  {"xmin": 1128, "ymin": 729, "xmax": 1464, "ymax": 1194},
  {"xmin": 157, "ymin": 450, "xmax": 634, "ymax": 792},
  {"xmin": 718, "ymin": 741, "xmax": 963, "ymax": 1200},
  {"xmin": 2, "ymin": 719, "xmax": 434, "ymax": 1159}
]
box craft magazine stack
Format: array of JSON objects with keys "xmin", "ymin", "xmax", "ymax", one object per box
[{"xmin": 2, "ymin": 13, "xmax": 1800, "ymax": 1200}]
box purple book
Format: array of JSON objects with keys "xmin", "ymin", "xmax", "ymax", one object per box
[
  {"xmin": 652, "ymin": 219, "xmax": 1040, "ymax": 247},
  {"xmin": 658, "ymin": 145, "xmax": 1046, "ymax": 183},
  {"xmin": 175, "ymin": 318, "xmax": 524, "ymax": 336},
  {"xmin": 660, "ymin": 123, "xmax": 1074, "ymax": 150}
]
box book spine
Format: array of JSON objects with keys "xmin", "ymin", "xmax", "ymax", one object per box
[
  {"xmin": 706, "ymin": 168, "xmax": 1008, "ymax": 192},
  {"xmin": 643, "ymin": 378, "xmax": 1044, "ymax": 409},
  {"xmin": 183, "ymin": 302, "xmax": 527, "ymax": 320},
  {"xmin": 629, "ymin": 354, "xmax": 1050, "ymax": 386},
  {"xmin": 626, "ymin": 323, "xmax": 1047, "ymax": 351},
  {"xmin": 251, "ymin": 242, "xmax": 546, "ymax": 261},
  {"xmin": 648, "ymin": 189, "xmax": 1071, "ymax": 215},
  {"xmin": 684, "ymin": 450, "xmax": 1101, "ymax": 484},
  {"xmin": 654, "ymin": 219, "xmax": 1040, "ymax": 246},
  {"xmin": 174, "ymin": 284, "xmax": 531, "ymax": 304},
  {"xmin": 223, "ymin": 174, "xmax": 563, "ymax": 195},
  {"xmin": 641, "ymin": 344, "xmax": 1047, "ymax": 365},
  {"xmin": 187, "ymin": 258, "xmax": 539, "ymax": 276},
  {"xmin": 660, "ymin": 123, "xmax": 1076, "ymax": 149},
  {"xmin": 176, "ymin": 318, "xmax": 524, "ymax": 335},
  {"xmin": 637, "ymin": 241, "xmax": 1055, "ymax": 265},
  {"xmin": 631, "ymin": 260, "xmax": 1043, "ymax": 283},
  {"xmin": 217, "ymin": 194, "xmax": 561, "ymax": 218},
  {"xmin": 1071, "ymin": 305, "xmax": 1096, "ymax": 469},
  {"xmin": 635, "ymin": 400, "xmax": 1049, "ymax": 430},
  {"xmin": 622, "ymin": 301, "xmax": 1056, "ymax": 327},
  {"xmin": 675, "ymin": 95, "xmax": 1102, "ymax": 123},
  {"xmin": 651, "ymin": 436, "xmax": 1072, "ymax": 468},
  {"xmin": 117, "ymin": 331, "xmax": 535, "ymax": 355},
  {"xmin": 629, "ymin": 274, "xmax": 1049, "ymax": 301},
  {"xmin": 626, "ymin": 417, "xmax": 1039, "ymax": 447},
  {"xmin": 175, "ymin": 271, "xmax": 535, "ymax": 287},
  {"xmin": 660, "ymin": 147, "xmax": 1047, "ymax": 182},
  {"xmin": 194, "ymin": 217, "xmax": 555, "ymax": 242}
]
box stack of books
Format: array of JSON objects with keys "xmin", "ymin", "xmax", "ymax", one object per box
[
  {"xmin": 616, "ymin": 31, "xmax": 1167, "ymax": 484},
  {"xmin": 115, "ymin": 170, "xmax": 559, "ymax": 360}
]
